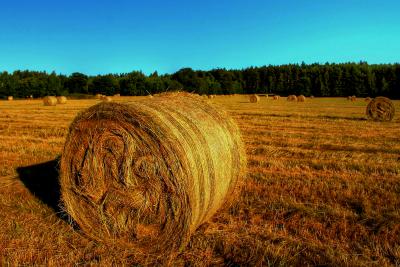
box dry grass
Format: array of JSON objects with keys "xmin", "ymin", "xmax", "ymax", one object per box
[{"xmin": 0, "ymin": 95, "xmax": 399, "ymax": 266}]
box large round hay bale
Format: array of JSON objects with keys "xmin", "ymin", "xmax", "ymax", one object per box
[
  {"xmin": 287, "ymin": 95, "xmax": 297, "ymax": 101},
  {"xmin": 60, "ymin": 92, "xmax": 246, "ymax": 262},
  {"xmin": 43, "ymin": 96, "xmax": 57, "ymax": 106},
  {"xmin": 57, "ymin": 96, "xmax": 67, "ymax": 104},
  {"xmin": 249, "ymin": 94, "xmax": 260, "ymax": 103},
  {"xmin": 297, "ymin": 95, "xmax": 306, "ymax": 102},
  {"xmin": 366, "ymin": 96, "xmax": 395, "ymax": 121},
  {"xmin": 7, "ymin": 96, "xmax": 13, "ymax": 101}
]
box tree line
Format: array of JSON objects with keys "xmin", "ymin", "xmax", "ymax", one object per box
[{"xmin": 1, "ymin": 62, "xmax": 399, "ymax": 99}]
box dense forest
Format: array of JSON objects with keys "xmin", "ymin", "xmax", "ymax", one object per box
[{"xmin": 1, "ymin": 62, "xmax": 399, "ymax": 99}]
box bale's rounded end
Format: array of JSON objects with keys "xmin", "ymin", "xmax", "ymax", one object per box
[
  {"xmin": 366, "ymin": 96, "xmax": 395, "ymax": 121},
  {"xmin": 249, "ymin": 94, "xmax": 260, "ymax": 103}
]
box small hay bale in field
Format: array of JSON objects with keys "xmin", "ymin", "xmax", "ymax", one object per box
[
  {"xmin": 297, "ymin": 95, "xmax": 306, "ymax": 102},
  {"xmin": 57, "ymin": 96, "xmax": 67, "ymax": 104},
  {"xmin": 60, "ymin": 92, "xmax": 246, "ymax": 263},
  {"xmin": 365, "ymin": 97, "xmax": 372, "ymax": 102},
  {"xmin": 347, "ymin": 96, "xmax": 352, "ymax": 101},
  {"xmin": 310, "ymin": 95, "xmax": 314, "ymax": 99},
  {"xmin": 114, "ymin": 93, "xmax": 120, "ymax": 97},
  {"xmin": 7, "ymin": 96, "xmax": 13, "ymax": 101},
  {"xmin": 207, "ymin": 95, "xmax": 213, "ymax": 99},
  {"xmin": 351, "ymin": 96, "xmax": 357, "ymax": 102},
  {"xmin": 287, "ymin": 95, "xmax": 297, "ymax": 101},
  {"xmin": 102, "ymin": 96, "xmax": 112, "ymax": 102},
  {"xmin": 366, "ymin": 96, "xmax": 395, "ymax": 121},
  {"xmin": 273, "ymin": 95, "xmax": 279, "ymax": 100},
  {"xmin": 249, "ymin": 94, "xmax": 260, "ymax": 103},
  {"xmin": 95, "ymin": 94, "xmax": 103, "ymax": 99},
  {"xmin": 43, "ymin": 96, "xmax": 57, "ymax": 106}
]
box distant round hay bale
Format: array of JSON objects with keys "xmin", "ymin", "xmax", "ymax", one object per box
[
  {"xmin": 366, "ymin": 96, "xmax": 395, "ymax": 121},
  {"xmin": 102, "ymin": 96, "xmax": 112, "ymax": 102},
  {"xmin": 114, "ymin": 93, "xmax": 120, "ymax": 97},
  {"xmin": 365, "ymin": 97, "xmax": 372, "ymax": 102},
  {"xmin": 207, "ymin": 95, "xmax": 214, "ymax": 99},
  {"xmin": 60, "ymin": 92, "xmax": 246, "ymax": 262},
  {"xmin": 351, "ymin": 96, "xmax": 357, "ymax": 102},
  {"xmin": 57, "ymin": 96, "xmax": 67, "ymax": 104},
  {"xmin": 43, "ymin": 96, "xmax": 57, "ymax": 106},
  {"xmin": 347, "ymin": 96, "xmax": 352, "ymax": 101},
  {"xmin": 7, "ymin": 96, "xmax": 13, "ymax": 101},
  {"xmin": 297, "ymin": 95, "xmax": 306, "ymax": 102},
  {"xmin": 287, "ymin": 95, "xmax": 297, "ymax": 101},
  {"xmin": 30, "ymin": 95, "xmax": 33, "ymax": 99},
  {"xmin": 310, "ymin": 95, "xmax": 314, "ymax": 99},
  {"xmin": 249, "ymin": 94, "xmax": 260, "ymax": 103},
  {"xmin": 273, "ymin": 95, "xmax": 279, "ymax": 100},
  {"xmin": 95, "ymin": 94, "xmax": 103, "ymax": 99}
]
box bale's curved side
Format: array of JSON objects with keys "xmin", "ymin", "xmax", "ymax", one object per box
[
  {"xmin": 57, "ymin": 96, "xmax": 67, "ymax": 104},
  {"xmin": 249, "ymin": 94, "xmax": 260, "ymax": 103},
  {"xmin": 43, "ymin": 96, "xmax": 57, "ymax": 106},
  {"xmin": 297, "ymin": 95, "xmax": 306, "ymax": 102},
  {"xmin": 366, "ymin": 96, "xmax": 395, "ymax": 121},
  {"xmin": 60, "ymin": 93, "xmax": 246, "ymax": 261}
]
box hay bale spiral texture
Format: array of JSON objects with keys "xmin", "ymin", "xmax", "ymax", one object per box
[
  {"xmin": 249, "ymin": 94, "xmax": 260, "ymax": 103},
  {"xmin": 366, "ymin": 96, "xmax": 395, "ymax": 121},
  {"xmin": 60, "ymin": 93, "xmax": 246, "ymax": 261},
  {"xmin": 57, "ymin": 96, "xmax": 67, "ymax": 104},
  {"xmin": 43, "ymin": 96, "xmax": 57, "ymax": 106}
]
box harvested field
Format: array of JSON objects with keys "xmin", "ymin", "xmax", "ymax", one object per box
[{"xmin": 0, "ymin": 95, "xmax": 399, "ymax": 266}]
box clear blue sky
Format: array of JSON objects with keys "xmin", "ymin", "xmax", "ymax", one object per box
[{"xmin": 0, "ymin": 0, "xmax": 399, "ymax": 75}]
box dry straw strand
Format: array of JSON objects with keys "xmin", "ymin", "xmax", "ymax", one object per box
[
  {"xmin": 43, "ymin": 96, "xmax": 57, "ymax": 106},
  {"xmin": 366, "ymin": 96, "xmax": 395, "ymax": 121},
  {"xmin": 60, "ymin": 92, "xmax": 246, "ymax": 263},
  {"xmin": 57, "ymin": 96, "xmax": 67, "ymax": 104},
  {"xmin": 249, "ymin": 94, "xmax": 260, "ymax": 103}
]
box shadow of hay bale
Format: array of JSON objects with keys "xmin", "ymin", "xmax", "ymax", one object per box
[{"xmin": 16, "ymin": 158, "xmax": 69, "ymax": 221}]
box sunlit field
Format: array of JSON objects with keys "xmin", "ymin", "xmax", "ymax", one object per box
[{"xmin": 0, "ymin": 95, "xmax": 399, "ymax": 266}]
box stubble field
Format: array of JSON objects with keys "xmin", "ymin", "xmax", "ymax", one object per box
[{"xmin": 0, "ymin": 95, "xmax": 399, "ymax": 266}]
